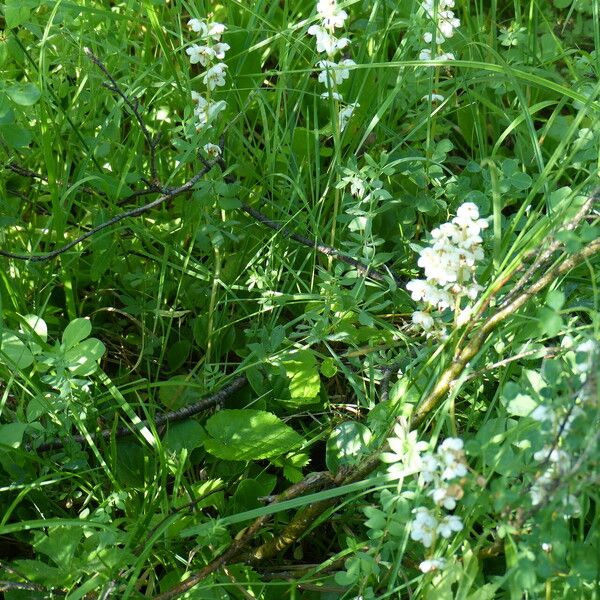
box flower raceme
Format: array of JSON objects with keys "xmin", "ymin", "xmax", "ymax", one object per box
[
  {"xmin": 407, "ymin": 202, "xmax": 488, "ymax": 336},
  {"xmin": 185, "ymin": 17, "xmax": 230, "ymax": 132},
  {"xmin": 383, "ymin": 424, "xmax": 468, "ymax": 573},
  {"xmin": 308, "ymin": 0, "xmax": 358, "ymax": 131}
]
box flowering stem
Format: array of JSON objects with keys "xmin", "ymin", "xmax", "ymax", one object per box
[{"xmin": 413, "ymin": 236, "xmax": 600, "ymax": 426}]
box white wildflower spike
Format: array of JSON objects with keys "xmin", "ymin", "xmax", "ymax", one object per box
[
  {"xmin": 407, "ymin": 202, "xmax": 488, "ymax": 334},
  {"xmin": 310, "ymin": 0, "xmax": 358, "ymax": 131},
  {"xmin": 418, "ymin": 0, "xmax": 460, "ymax": 63}
]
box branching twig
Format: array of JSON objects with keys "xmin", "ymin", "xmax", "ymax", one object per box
[
  {"xmin": 84, "ymin": 48, "xmax": 161, "ymax": 183},
  {"xmin": 0, "ymin": 160, "xmax": 216, "ymax": 262},
  {"xmin": 240, "ymin": 203, "xmax": 405, "ymax": 286},
  {"xmin": 34, "ymin": 375, "xmax": 247, "ymax": 452}
]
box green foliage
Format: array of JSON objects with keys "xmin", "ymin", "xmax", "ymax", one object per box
[{"xmin": 0, "ymin": 0, "xmax": 598, "ymax": 598}]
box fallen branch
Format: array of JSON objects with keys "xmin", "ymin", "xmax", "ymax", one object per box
[{"xmin": 34, "ymin": 375, "xmax": 247, "ymax": 452}]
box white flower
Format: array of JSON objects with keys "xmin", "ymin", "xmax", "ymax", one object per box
[
  {"xmin": 320, "ymin": 91, "xmax": 344, "ymax": 101},
  {"xmin": 348, "ymin": 176, "xmax": 366, "ymax": 198},
  {"xmin": 429, "ymin": 485, "xmax": 462, "ymax": 510},
  {"xmin": 203, "ymin": 143, "xmax": 221, "ymax": 157},
  {"xmin": 419, "ymin": 557, "xmax": 447, "ymax": 573},
  {"xmin": 419, "ymin": 48, "xmax": 433, "ymax": 61},
  {"xmin": 437, "ymin": 514, "xmax": 463, "ymax": 538},
  {"xmin": 420, "ymin": 452, "xmax": 440, "ymax": 484},
  {"xmin": 438, "ymin": 437, "xmax": 468, "ymax": 480},
  {"xmin": 412, "ymin": 310, "xmax": 434, "ymax": 331},
  {"xmin": 339, "ymin": 102, "xmax": 358, "ymax": 131},
  {"xmin": 213, "ymin": 42, "xmax": 230, "ymax": 59},
  {"xmin": 316, "ymin": 0, "xmax": 348, "ymax": 29},
  {"xmin": 203, "ymin": 62, "xmax": 228, "ymax": 90},
  {"xmin": 410, "ymin": 507, "xmax": 438, "ymax": 548},
  {"xmin": 422, "ymin": 93, "xmax": 445, "ymax": 103},
  {"xmin": 456, "ymin": 202, "xmax": 480, "ymax": 221},
  {"xmin": 308, "ymin": 25, "xmax": 349, "ymax": 56},
  {"xmin": 186, "ymin": 44, "xmax": 216, "ymax": 66},
  {"xmin": 206, "ymin": 22, "xmax": 226, "ymax": 41},
  {"xmin": 317, "ymin": 59, "xmax": 355, "ymax": 86},
  {"xmin": 192, "ymin": 93, "xmax": 227, "ymax": 129},
  {"xmin": 188, "ymin": 18, "xmax": 208, "ymax": 36}
]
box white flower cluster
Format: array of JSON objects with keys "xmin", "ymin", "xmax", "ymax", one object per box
[
  {"xmin": 407, "ymin": 202, "xmax": 488, "ymax": 336},
  {"xmin": 528, "ymin": 339, "xmax": 598, "ymax": 514},
  {"xmin": 308, "ymin": 0, "xmax": 358, "ymax": 131},
  {"xmin": 383, "ymin": 424, "xmax": 468, "ymax": 574},
  {"xmin": 418, "ymin": 0, "xmax": 460, "ymax": 62},
  {"xmin": 185, "ymin": 17, "xmax": 229, "ymax": 147}
]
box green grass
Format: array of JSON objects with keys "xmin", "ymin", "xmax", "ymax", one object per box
[{"xmin": 0, "ymin": 0, "xmax": 599, "ymax": 598}]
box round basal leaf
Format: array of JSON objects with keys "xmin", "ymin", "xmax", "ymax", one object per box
[
  {"xmin": 204, "ymin": 409, "xmax": 305, "ymax": 461},
  {"xmin": 62, "ymin": 318, "xmax": 92, "ymax": 349},
  {"xmin": 65, "ymin": 338, "xmax": 106, "ymax": 375},
  {"xmin": 6, "ymin": 83, "xmax": 41, "ymax": 106},
  {"xmin": 326, "ymin": 421, "xmax": 372, "ymax": 473},
  {"xmin": 1, "ymin": 331, "xmax": 34, "ymax": 369}
]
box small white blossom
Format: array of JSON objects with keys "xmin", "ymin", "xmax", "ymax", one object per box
[
  {"xmin": 203, "ymin": 62, "xmax": 228, "ymax": 90},
  {"xmin": 192, "ymin": 93, "xmax": 227, "ymax": 129},
  {"xmin": 437, "ymin": 514, "xmax": 463, "ymax": 538},
  {"xmin": 438, "ymin": 437, "xmax": 468, "ymax": 480},
  {"xmin": 419, "ymin": 558, "xmax": 447, "ymax": 573},
  {"xmin": 412, "ymin": 310, "xmax": 435, "ymax": 331},
  {"xmin": 213, "ymin": 42, "xmax": 230, "ymax": 59},
  {"xmin": 422, "ymin": 93, "xmax": 445, "ymax": 103},
  {"xmin": 316, "ymin": 0, "xmax": 348, "ymax": 29},
  {"xmin": 339, "ymin": 102, "xmax": 359, "ymax": 131},
  {"xmin": 317, "ymin": 59, "xmax": 355, "ymax": 86},
  {"xmin": 206, "ymin": 22, "xmax": 226, "ymax": 41},
  {"xmin": 186, "ymin": 44, "xmax": 216, "ymax": 66},
  {"xmin": 188, "ymin": 18, "xmax": 208, "ymax": 36},
  {"xmin": 410, "ymin": 507, "xmax": 438, "ymax": 548},
  {"xmin": 420, "ymin": 452, "xmax": 441, "ymax": 484},
  {"xmin": 203, "ymin": 143, "xmax": 221, "ymax": 158},
  {"xmin": 320, "ymin": 91, "xmax": 344, "ymax": 101},
  {"xmin": 308, "ymin": 25, "xmax": 350, "ymax": 55}
]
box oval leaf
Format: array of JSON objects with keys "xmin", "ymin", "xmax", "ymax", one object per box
[
  {"xmin": 62, "ymin": 318, "xmax": 92, "ymax": 349},
  {"xmin": 1, "ymin": 331, "xmax": 34, "ymax": 369},
  {"xmin": 65, "ymin": 338, "xmax": 106, "ymax": 375},
  {"xmin": 204, "ymin": 409, "xmax": 305, "ymax": 461},
  {"xmin": 7, "ymin": 83, "xmax": 41, "ymax": 106}
]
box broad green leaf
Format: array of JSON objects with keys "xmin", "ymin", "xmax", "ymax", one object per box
[
  {"xmin": 1, "ymin": 331, "xmax": 34, "ymax": 368},
  {"xmin": 501, "ymin": 382, "xmax": 537, "ymax": 416},
  {"xmin": 326, "ymin": 421, "xmax": 372, "ymax": 473},
  {"xmin": 163, "ymin": 421, "xmax": 206, "ymax": 453},
  {"xmin": 204, "ymin": 409, "xmax": 305, "ymax": 461},
  {"xmin": 281, "ymin": 349, "xmax": 320, "ymax": 404},
  {"xmin": 65, "ymin": 338, "xmax": 106, "ymax": 375},
  {"xmin": 0, "ymin": 423, "xmax": 28, "ymax": 448},
  {"xmin": 0, "ymin": 123, "xmax": 33, "ymax": 148},
  {"xmin": 22, "ymin": 314, "xmax": 48, "ymax": 342},
  {"xmin": 6, "ymin": 83, "xmax": 41, "ymax": 106},
  {"xmin": 62, "ymin": 318, "xmax": 92, "ymax": 349}
]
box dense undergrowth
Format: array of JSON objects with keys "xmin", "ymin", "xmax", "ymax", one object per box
[{"xmin": 0, "ymin": 1, "xmax": 599, "ymax": 598}]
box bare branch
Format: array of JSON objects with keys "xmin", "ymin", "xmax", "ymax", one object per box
[
  {"xmin": 34, "ymin": 375, "xmax": 247, "ymax": 452},
  {"xmin": 84, "ymin": 48, "xmax": 161, "ymax": 183}
]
